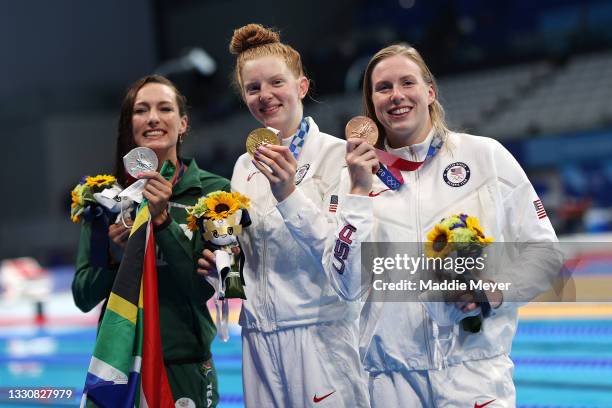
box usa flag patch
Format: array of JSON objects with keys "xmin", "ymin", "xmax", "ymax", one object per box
[
  {"xmin": 329, "ymin": 195, "xmax": 338, "ymax": 213},
  {"xmin": 533, "ymin": 199, "xmax": 547, "ymax": 219}
]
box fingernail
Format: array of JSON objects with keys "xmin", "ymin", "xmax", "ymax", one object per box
[
  {"xmin": 251, "ymin": 160, "xmax": 257, "ymax": 166},
  {"xmin": 254, "ymin": 150, "xmax": 260, "ymax": 157}
]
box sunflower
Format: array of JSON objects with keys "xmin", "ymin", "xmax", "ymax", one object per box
[
  {"xmin": 465, "ymin": 215, "xmax": 483, "ymax": 235},
  {"xmin": 185, "ymin": 190, "xmax": 250, "ymax": 227},
  {"xmin": 69, "ymin": 184, "xmax": 87, "ymax": 223},
  {"xmin": 71, "ymin": 192, "xmax": 79, "ymax": 209},
  {"xmin": 71, "ymin": 188, "xmax": 84, "ymax": 209},
  {"xmin": 204, "ymin": 191, "xmax": 241, "ymax": 221},
  {"xmin": 425, "ymin": 224, "xmax": 454, "ymax": 258},
  {"xmin": 186, "ymin": 214, "xmax": 198, "ymax": 232},
  {"xmin": 465, "ymin": 216, "xmax": 494, "ymax": 244},
  {"xmin": 85, "ymin": 174, "xmax": 116, "ymax": 190},
  {"xmin": 232, "ymin": 191, "xmax": 250, "ymax": 209},
  {"xmin": 476, "ymin": 234, "xmax": 495, "ymax": 244}
]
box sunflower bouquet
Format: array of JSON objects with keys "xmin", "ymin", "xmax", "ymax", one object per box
[
  {"xmin": 424, "ymin": 214, "xmax": 494, "ymax": 333},
  {"xmin": 186, "ymin": 191, "xmax": 251, "ymax": 301},
  {"xmin": 70, "ymin": 174, "xmax": 125, "ymax": 269},
  {"xmin": 70, "ymin": 174, "xmax": 120, "ymax": 223},
  {"xmin": 425, "ymin": 214, "xmax": 494, "ymax": 259}
]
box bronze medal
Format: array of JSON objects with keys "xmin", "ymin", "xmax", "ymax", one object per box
[{"xmin": 345, "ymin": 116, "xmax": 379, "ymax": 146}]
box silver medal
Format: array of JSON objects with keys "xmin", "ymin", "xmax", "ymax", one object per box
[{"xmin": 123, "ymin": 147, "xmax": 158, "ymax": 178}]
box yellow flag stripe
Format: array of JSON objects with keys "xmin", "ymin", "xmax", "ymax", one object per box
[
  {"xmin": 139, "ymin": 279, "xmax": 144, "ymax": 308},
  {"xmin": 107, "ymin": 292, "xmax": 138, "ymax": 324},
  {"xmin": 130, "ymin": 205, "xmax": 150, "ymax": 236}
]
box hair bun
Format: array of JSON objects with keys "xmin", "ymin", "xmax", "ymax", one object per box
[{"xmin": 229, "ymin": 23, "xmax": 280, "ymax": 55}]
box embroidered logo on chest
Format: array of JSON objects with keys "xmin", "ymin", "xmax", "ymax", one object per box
[
  {"xmin": 443, "ymin": 162, "xmax": 470, "ymax": 187},
  {"xmin": 295, "ymin": 163, "xmax": 310, "ymax": 185},
  {"xmin": 175, "ymin": 397, "xmax": 196, "ymax": 408},
  {"xmin": 247, "ymin": 170, "xmax": 260, "ymax": 182}
]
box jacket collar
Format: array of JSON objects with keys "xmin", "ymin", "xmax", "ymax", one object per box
[
  {"xmin": 172, "ymin": 157, "xmax": 202, "ymax": 195},
  {"xmin": 384, "ymin": 128, "xmax": 435, "ymax": 162}
]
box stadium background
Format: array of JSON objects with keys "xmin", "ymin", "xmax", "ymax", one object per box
[{"xmin": 1, "ymin": 0, "xmax": 612, "ymax": 406}]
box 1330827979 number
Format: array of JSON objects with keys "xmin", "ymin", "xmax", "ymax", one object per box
[{"xmin": 2, "ymin": 388, "xmax": 74, "ymax": 399}]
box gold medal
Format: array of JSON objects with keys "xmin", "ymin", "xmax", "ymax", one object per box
[
  {"xmin": 246, "ymin": 128, "xmax": 280, "ymax": 155},
  {"xmin": 345, "ymin": 116, "xmax": 379, "ymax": 146}
]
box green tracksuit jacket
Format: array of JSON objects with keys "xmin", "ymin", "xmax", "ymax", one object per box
[{"xmin": 72, "ymin": 158, "xmax": 229, "ymax": 407}]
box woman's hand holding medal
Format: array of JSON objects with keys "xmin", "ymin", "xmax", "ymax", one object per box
[
  {"xmin": 121, "ymin": 146, "xmax": 172, "ymax": 226},
  {"xmin": 252, "ymin": 144, "xmax": 297, "ymax": 202},
  {"xmin": 247, "ymin": 128, "xmax": 297, "ymax": 203},
  {"xmin": 137, "ymin": 171, "xmax": 173, "ymax": 225},
  {"xmin": 345, "ymin": 116, "xmax": 380, "ymax": 196}
]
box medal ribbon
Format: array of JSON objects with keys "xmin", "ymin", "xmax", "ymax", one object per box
[
  {"xmin": 169, "ymin": 160, "xmax": 186, "ymax": 186},
  {"xmin": 374, "ymin": 134, "xmax": 444, "ymax": 190},
  {"xmin": 287, "ymin": 117, "xmax": 310, "ymax": 160}
]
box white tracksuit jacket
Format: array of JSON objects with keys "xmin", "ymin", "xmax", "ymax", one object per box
[
  {"xmin": 232, "ymin": 117, "xmax": 359, "ymax": 332},
  {"xmin": 324, "ymin": 130, "xmax": 562, "ymax": 373}
]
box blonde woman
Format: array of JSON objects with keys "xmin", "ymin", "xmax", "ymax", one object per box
[{"xmin": 325, "ymin": 44, "xmax": 561, "ymax": 407}]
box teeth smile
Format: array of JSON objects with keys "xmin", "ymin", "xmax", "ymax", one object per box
[
  {"xmin": 262, "ymin": 105, "xmax": 280, "ymax": 113},
  {"xmin": 144, "ymin": 130, "xmax": 164, "ymax": 136},
  {"xmin": 390, "ymin": 107, "xmax": 412, "ymax": 115}
]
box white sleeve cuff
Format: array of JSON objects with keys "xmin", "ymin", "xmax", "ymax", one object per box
[
  {"xmin": 276, "ymin": 188, "xmax": 308, "ymax": 220},
  {"xmin": 341, "ymin": 194, "xmax": 373, "ymax": 218}
]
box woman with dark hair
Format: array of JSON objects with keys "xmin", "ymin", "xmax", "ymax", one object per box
[{"xmin": 72, "ymin": 74, "xmax": 229, "ymax": 407}]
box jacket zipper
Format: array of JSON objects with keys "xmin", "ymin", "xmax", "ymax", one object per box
[
  {"xmin": 260, "ymin": 191, "xmax": 275, "ymax": 331},
  {"xmin": 410, "ymin": 146, "xmax": 435, "ymax": 369}
]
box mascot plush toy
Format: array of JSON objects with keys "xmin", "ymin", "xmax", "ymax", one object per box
[{"xmin": 186, "ymin": 191, "xmax": 251, "ymax": 340}]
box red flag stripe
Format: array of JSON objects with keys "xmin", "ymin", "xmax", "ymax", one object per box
[
  {"xmin": 141, "ymin": 225, "xmax": 174, "ymax": 407},
  {"xmin": 533, "ymin": 199, "xmax": 548, "ymax": 219}
]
